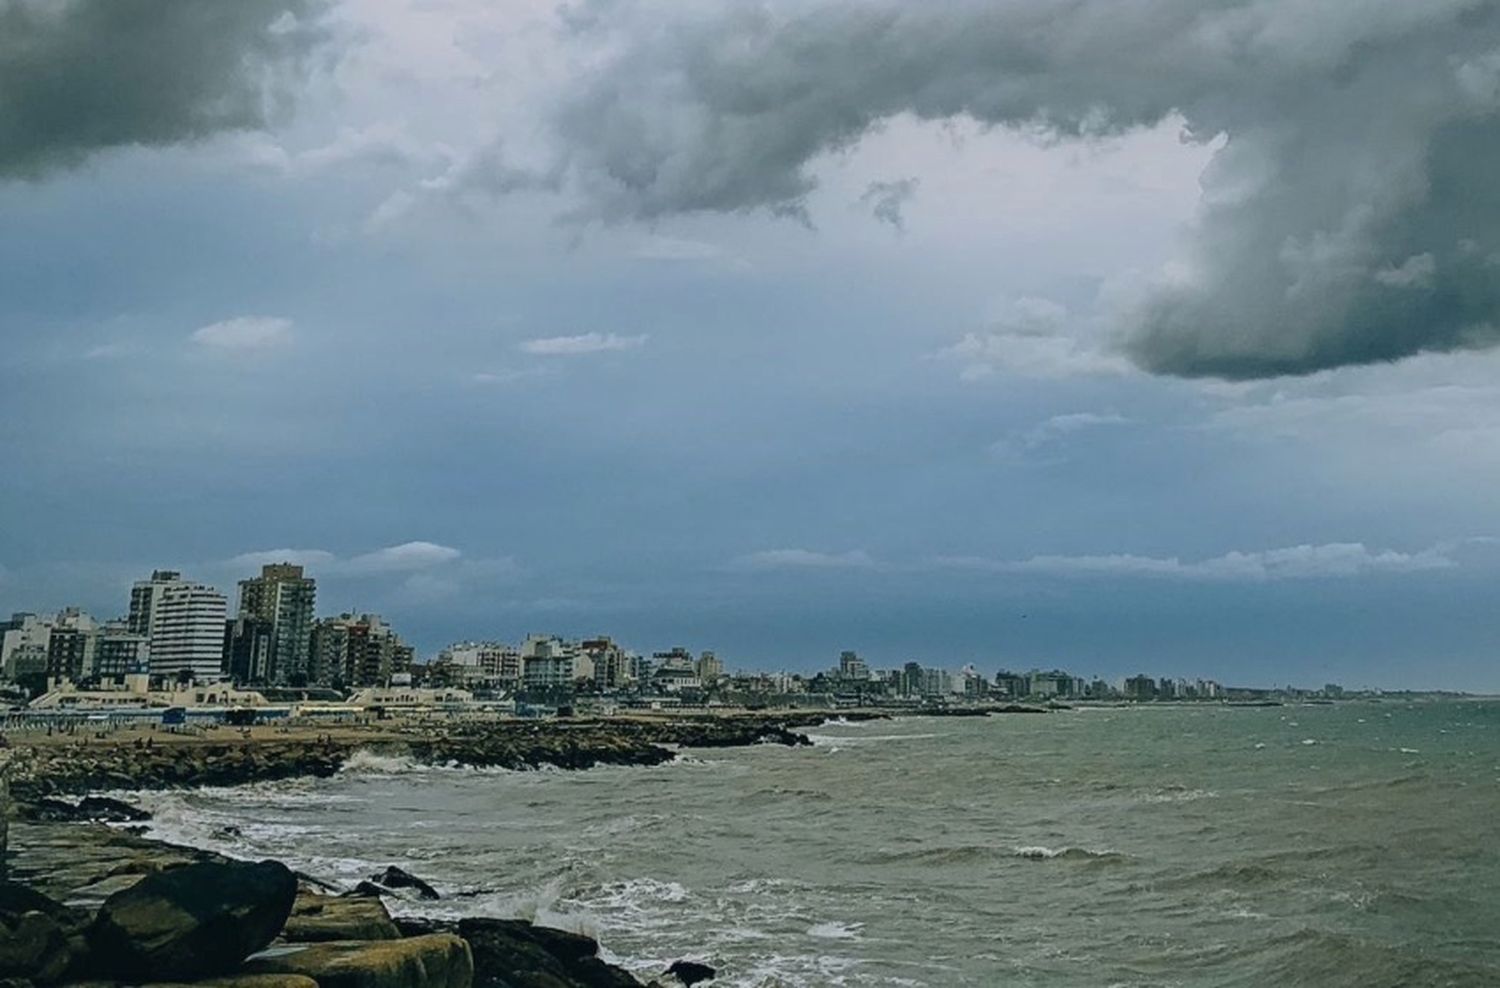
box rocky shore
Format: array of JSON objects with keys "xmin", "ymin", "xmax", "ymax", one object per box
[
  {"xmin": 3, "ymin": 819, "xmax": 705, "ymax": 987},
  {"xmin": 6, "ymin": 713, "xmax": 852, "ymax": 802},
  {"xmin": 0, "ymin": 708, "xmax": 1045, "ymax": 985}
]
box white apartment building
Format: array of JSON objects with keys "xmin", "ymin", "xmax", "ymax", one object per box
[
  {"xmin": 148, "ymin": 581, "xmax": 228, "ymax": 683},
  {"xmin": 1, "ymin": 612, "xmax": 54, "ymax": 682}
]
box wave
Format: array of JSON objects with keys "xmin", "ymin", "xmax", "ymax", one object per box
[
  {"xmin": 863, "ymin": 843, "xmax": 1125, "ymax": 866},
  {"xmin": 340, "ymin": 749, "xmax": 429, "ymax": 775},
  {"xmin": 803, "ymin": 731, "xmax": 945, "ymax": 747},
  {"xmin": 1220, "ymin": 928, "xmax": 1500, "ymax": 988}
]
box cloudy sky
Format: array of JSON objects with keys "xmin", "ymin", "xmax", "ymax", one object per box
[{"xmin": 4, "ymin": 0, "xmax": 1500, "ymax": 688}]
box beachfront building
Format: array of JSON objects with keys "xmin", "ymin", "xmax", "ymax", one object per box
[
  {"xmin": 94, "ymin": 621, "xmax": 149, "ymax": 681},
  {"xmin": 837, "ymin": 650, "xmax": 870, "ymax": 682},
  {"xmin": 45, "ymin": 608, "xmax": 99, "ymax": 683},
  {"xmin": 225, "ymin": 616, "xmax": 275, "ymax": 684},
  {"xmin": 433, "ymin": 641, "xmax": 522, "ymax": 689},
  {"xmin": 696, "ymin": 650, "xmax": 725, "ymax": 685},
  {"xmin": 309, "ymin": 613, "xmax": 413, "ymax": 688},
  {"xmin": 148, "ymin": 580, "xmax": 229, "ymax": 683},
  {"xmin": 236, "ymin": 563, "xmax": 317, "ymax": 684},
  {"xmin": 0, "ymin": 612, "xmax": 54, "ymax": 686},
  {"xmin": 582, "ymin": 637, "xmax": 632, "ymax": 690}
]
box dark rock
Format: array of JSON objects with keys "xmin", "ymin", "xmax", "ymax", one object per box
[
  {"xmin": 87, "ymin": 859, "xmax": 297, "ymax": 981},
  {"xmin": 0, "ymin": 881, "xmax": 88, "ymax": 984},
  {"xmin": 457, "ymin": 918, "xmax": 641, "ymax": 988},
  {"xmin": 22, "ymin": 796, "xmax": 149, "ymax": 824},
  {"xmin": 372, "ymin": 866, "xmax": 440, "ymax": 901},
  {"xmin": 347, "ymin": 881, "xmax": 392, "ymax": 899},
  {"xmin": 665, "ymin": 961, "xmax": 715, "ymax": 986}
]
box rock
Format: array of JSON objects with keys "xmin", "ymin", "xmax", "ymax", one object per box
[
  {"xmin": 347, "ymin": 881, "xmax": 391, "ymax": 899},
  {"xmin": 22, "ymin": 796, "xmax": 149, "ymax": 824},
  {"xmin": 0, "ymin": 881, "xmax": 88, "ymax": 984},
  {"xmin": 372, "ymin": 866, "xmax": 441, "ymax": 901},
  {"xmin": 144, "ymin": 976, "xmax": 319, "ymax": 988},
  {"xmin": 457, "ymin": 918, "xmax": 640, "ymax": 988},
  {"xmin": 243, "ymin": 934, "xmax": 473, "ymax": 988},
  {"xmin": 283, "ymin": 893, "xmax": 400, "ymax": 942},
  {"xmin": 0, "ymin": 909, "xmax": 85, "ymax": 983},
  {"xmin": 87, "ymin": 859, "xmax": 297, "ymax": 981},
  {"xmin": 664, "ymin": 961, "xmax": 716, "ymax": 986}
]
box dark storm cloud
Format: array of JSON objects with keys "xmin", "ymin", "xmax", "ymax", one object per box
[
  {"xmin": 534, "ymin": 0, "xmax": 1500, "ymax": 378},
  {"xmin": 0, "ymin": 0, "xmax": 326, "ymax": 178}
]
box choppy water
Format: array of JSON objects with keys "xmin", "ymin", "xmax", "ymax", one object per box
[{"xmin": 129, "ymin": 702, "xmax": 1500, "ymax": 986}]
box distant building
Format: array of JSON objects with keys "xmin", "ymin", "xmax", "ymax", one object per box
[
  {"xmin": 837, "ymin": 650, "xmax": 870, "ymax": 681},
  {"xmin": 436, "ymin": 641, "xmax": 523, "ymax": 689},
  {"xmin": 696, "ymin": 650, "xmax": 725, "ymax": 684},
  {"xmin": 582, "ymin": 637, "xmax": 631, "ymax": 690},
  {"xmin": 310, "ymin": 613, "xmax": 413, "ymax": 688},
  {"xmin": 0, "ymin": 612, "xmax": 54, "ymax": 685},
  {"xmin": 224, "ymin": 616, "xmax": 275, "ymax": 684},
  {"xmin": 236, "ymin": 563, "xmax": 316, "ymax": 684},
  {"xmin": 45, "ymin": 608, "xmax": 99, "ymax": 683},
  {"xmin": 149, "ymin": 580, "xmax": 229, "ymax": 683},
  {"xmin": 94, "ymin": 621, "xmax": 148, "ymax": 681},
  {"xmin": 1124, "ymin": 674, "xmax": 1157, "ymax": 700},
  {"xmin": 127, "ymin": 570, "xmax": 182, "ymax": 638}
]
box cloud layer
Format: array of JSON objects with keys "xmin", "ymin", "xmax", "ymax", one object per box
[
  {"xmin": 0, "ymin": 0, "xmax": 326, "ymax": 178},
  {"xmin": 528, "ymin": 0, "xmax": 1500, "ymax": 378}
]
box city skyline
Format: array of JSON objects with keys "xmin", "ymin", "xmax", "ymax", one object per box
[{"xmin": 4, "ymin": 3, "xmax": 1500, "ymax": 692}]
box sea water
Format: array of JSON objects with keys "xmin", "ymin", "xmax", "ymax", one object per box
[{"xmin": 128, "ymin": 701, "xmax": 1500, "ymax": 986}]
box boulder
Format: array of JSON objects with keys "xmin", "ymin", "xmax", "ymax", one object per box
[
  {"xmin": 243, "ymin": 933, "xmax": 473, "ymax": 988},
  {"xmin": 372, "ymin": 867, "xmax": 441, "ymax": 901},
  {"xmin": 144, "ymin": 976, "xmax": 319, "ymax": 988},
  {"xmin": 22, "ymin": 796, "xmax": 149, "ymax": 824},
  {"xmin": 283, "ymin": 893, "xmax": 400, "ymax": 942},
  {"xmin": 0, "ymin": 881, "xmax": 88, "ymax": 984},
  {"xmin": 665, "ymin": 961, "xmax": 716, "ymax": 986},
  {"xmin": 87, "ymin": 859, "xmax": 297, "ymax": 981},
  {"xmin": 457, "ymin": 918, "xmax": 640, "ymax": 988}
]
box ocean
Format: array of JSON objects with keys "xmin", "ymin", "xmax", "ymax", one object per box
[{"xmin": 128, "ymin": 702, "xmax": 1500, "ymax": 986}]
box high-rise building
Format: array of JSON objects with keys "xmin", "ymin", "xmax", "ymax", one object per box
[
  {"xmin": 696, "ymin": 650, "xmax": 725, "ymax": 684},
  {"xmin": 149, "ymin": 581, "xmax": 228, "ymax": 683},
  {"xmin": 45, "ymin": 608, "xmax": 98, "ymax": 683},
  {"xmin": 310, "ymin": 614, "xmax": 412, "ymax": 688},
  {"xmin": 224, "ymin": 616, "xmax": 275, "ymax": 684},
  {"xmin": 128, "ymin": 570, "xmax": 182, "ymax": 638},
  {"xmin": 236, "ymin": 563, "xmax": 316, "ymax": 684},
  {"xmin": 837, "ymin": 650, "xmax": 870, "ymax": 681},
  {"xmin": 582, "ymin": 637, "xmax": 630, "ymax": 689}
]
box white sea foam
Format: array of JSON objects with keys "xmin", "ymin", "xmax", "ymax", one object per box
[{"xmin": 807, "ymin": 920, "xmax": 863, "ymax": 940}]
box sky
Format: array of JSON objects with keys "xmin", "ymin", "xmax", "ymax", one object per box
[{"xmin": 3, "ymin": 0, "xmax": 1500, "ymax": 689}]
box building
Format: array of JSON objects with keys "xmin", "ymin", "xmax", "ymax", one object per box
[
  {"xmin": 45, "ymin": 608, "xmax": 99, "ymax": 683},
  {"xmin": 148, "ymin": 580, "xmax": 229, "ymax": 683},
  {"xmin": 224, "ymin": 616, "xmax": 275, "ymax": 684},
  {"xmin": 433, "ymin": 641, "xmax": 522, "ymax": 689},
  {"xmin": 837, "ymin": 650, "xmax": 870, "ymax": 681},
  {"xmin": 0, "ymin": 612, "xmax": 54, "ymax": 685},
  {"xmin": 1124, "ymin": 674, "xmax": 1157, "ymax": 700},
  {"xmin": 94, "ymin": 621, "xmax": 149, "ymax": 681},
  {"xmin": 309, "ymin": 614, "xmax": 412, "ymax": 688},
  {"xmin": 696, "ymin": 650, "xmax": 725, "ymax": 685},
  {"xmin": 236, "ymin": 563, "xmax": 316, "ymax": 684},
  {"xmin": 128, "ymin": 570, "xmax": 181, "ymax": 638},
  {"xmin": 582, "ymin": 637, "xmax": 631, "ymax": 690}
]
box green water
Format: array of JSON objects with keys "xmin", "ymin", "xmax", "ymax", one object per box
[{"xmin": 139, "ymin": 701, "xmax": 1500, "ymax": 986}]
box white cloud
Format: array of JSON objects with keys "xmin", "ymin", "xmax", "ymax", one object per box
[
  {"xmin": 470, "ymin": 367, "xmax": 551, "ymax": 386},
  {"xmin": 1374, "ymin": 252, "xmax": 1437, "ymax": 289},
  {"xmin": 734, "ymin": 548, "xmax": 875, "ymax": 571},
  {"xmin": 992, "ymin": 412, "xmax": 1129, "ymax": 459},
  {"xmin": 937, "ymin": 298, "xmax": 1130, "ymax": 380},
  {"xmin": 344, "ymin": 541, "xmax": 462, "ymax": 574},
  {"xmin": 935, "ymin": 542, "xmax": 1457, "ymax": 581},
  {"xmin": 629, "ymin": 236, "xmax": 725, "ymax": 262},
  {"xmin": 519, "ymin": 332, "xmax": 648, "ymax": 356},
  {"xmin": 190, "ymin": 316, "xmax": 293, "ymax": 350},
  {"xmin": 223, "ymin": 548, "xmax": 338, "ymax": 571}
]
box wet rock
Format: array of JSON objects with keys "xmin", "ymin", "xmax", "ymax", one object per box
[
  {"xmin": 0, "ymin": 909, "xmax": 85, "ymax": 983},
  {"xmin": 372, "ymin": 866, "xmax": 440, "ymax": 901},
  {"xmin": 87, "ymin": 859, "xmax": 297, "ymax": 981},
  {"xmin": 0, "ymin": 881, "xmax": 88, "ymax": 984},
  {"xmin": 283, "ymin": 892, "xmax": 400, "ymax": 942},
  {"xmin": 664, "ymin": 961, "xmax": 716, "ymax": 986},
  {"xmin": 22, "ymin": 796, "xmax": 149, "ymax": 824},
  {"xmin": 243, "ymin": 933, "xmax": 473, "ymax": 988},
  {"xmin": 457, "ymin": 918, "xmax": 640, "ymax": 987},
  {"xmin": 143, "ymin": 976, "xmax": 319, "ymax": 988}
]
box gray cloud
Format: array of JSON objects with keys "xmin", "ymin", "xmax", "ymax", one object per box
[
  {"xmin": 0, "ymin": 0, "xmax": 326, "ymax": 178},
  {"xmin": 524, "ymin": 0, "xmax": 1500, "ymax": 378},
  {"xmin": 860, "ymin": 177, "xmax": 919, "ymax": 232}
]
